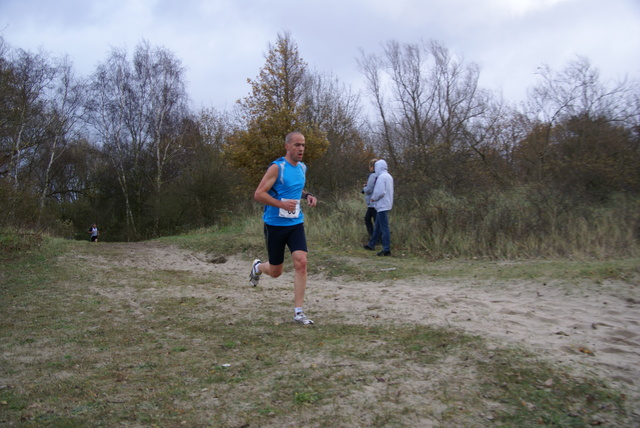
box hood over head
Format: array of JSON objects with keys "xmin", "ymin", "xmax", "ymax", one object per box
[{"xmin": 374, "ymin": 159, "xmax": 388, "ymax": 175}]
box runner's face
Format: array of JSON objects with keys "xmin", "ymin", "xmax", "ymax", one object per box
[{"xmin": 286, "ymin": 134, "xmax": 305, "ymax": 162}]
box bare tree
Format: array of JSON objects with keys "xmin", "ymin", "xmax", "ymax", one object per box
[
  {"xmin": 528, "ymin": 56, "xmax": 635, "ymax": 125},
  {"xmin": 517, "ymin": 56, "xmax": 640, "ymax": 198},
  {"xmin": 302, "ymin": 71, "xmax": 369, "ymax": 193},
  {"xmin": 2, "ymin": 48, "xmax": 56, "ymax": 189},
  {"xmin": 358, "ymin": 46, "xmax": 403, "ymax": 164},
  {"xmin": 358, "ymin": 40, "xmax": 495, "ymax": 191},
  {"xmin": 133, "ymin": 41, "xmax": 189, "ymax": 234},
  {"xmin": 85, "ymin": 41, "xmax": 190, "ymax": 239},
  {"xmin": 87, "ymin": 47, "xmax": 139, "ymax": 237},
  {"xmin": 37, "ymin": 56, "xmax": 86, "ymax": 213}
]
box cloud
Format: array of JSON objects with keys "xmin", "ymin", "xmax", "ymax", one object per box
[
  {"xmin": 493, "ymin": 0, "xmax": 572, "ymax": 16},
  {"xmin": 1, "ymin": 0, "xmax": 638, "ymax": 111}
]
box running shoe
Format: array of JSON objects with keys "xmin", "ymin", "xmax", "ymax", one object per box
[
  {"xmin": 293, "ymin": 312, "xmax": 314, "ymax": 325},
  {"xmin": 249, "ymin": 259, "xmax": 261, "ymax": 287}
]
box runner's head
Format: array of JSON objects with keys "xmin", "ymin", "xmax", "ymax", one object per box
[{"xmin": 285, "ymin": 132, "xmax": 305, "ymax": 164}]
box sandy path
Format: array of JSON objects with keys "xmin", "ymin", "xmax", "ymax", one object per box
[
  {"xmin": 99, "ymin": 242, "xmax": 640, "ymax": 409},
  {"xmin": 325, "ymin": 275, "xmax": 640, "ymax": 390}
]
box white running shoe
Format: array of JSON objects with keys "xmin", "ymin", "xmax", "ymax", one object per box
[
  {"xmin": 293, "ymin": 312, "xmax": 314, "ymax": 325},
  {"xmin": 249, "ymin": 259, "xmax": 261, "ymax": 287}
]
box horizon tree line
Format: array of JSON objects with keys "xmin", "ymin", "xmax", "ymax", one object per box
[{"xmin": 1, "ymin": 33, "xmax": 638, "ymax": 243}]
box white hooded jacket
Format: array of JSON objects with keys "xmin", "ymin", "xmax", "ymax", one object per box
[{"xmin": 371, "ymin": 159, "xmax": 394, "ymax": 212}]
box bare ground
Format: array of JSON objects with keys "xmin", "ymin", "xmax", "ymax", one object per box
[{"xmin": 67, "ymin": 241, "xmax": 640, "ymax": 424}]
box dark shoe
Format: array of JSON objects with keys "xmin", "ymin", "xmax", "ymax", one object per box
[
  {"xmin": 363, "ymin": 245, "xmax": 375, "ymax": 251},
  {"xmin": 377, "ymin": 251, "xmax": 391, "ymax": 256}
]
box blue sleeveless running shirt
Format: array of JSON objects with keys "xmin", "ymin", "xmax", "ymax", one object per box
[{"xmin": 263, "ymin": 157, "xmax": 307, "ymax": 226}]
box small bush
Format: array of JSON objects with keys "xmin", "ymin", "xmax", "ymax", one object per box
[{"xmin": 0, "ymin": 230, "xmax": 43, "ymax": 254}]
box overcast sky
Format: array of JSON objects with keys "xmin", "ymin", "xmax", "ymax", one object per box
[{"xmin": 1, "ymin": 0, "xmax": 639, "ymax": 112}]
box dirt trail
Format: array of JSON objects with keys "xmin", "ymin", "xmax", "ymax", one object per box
[{"xmin": 96, "ymin": 242, "xmax": 640, "ymax": 410}]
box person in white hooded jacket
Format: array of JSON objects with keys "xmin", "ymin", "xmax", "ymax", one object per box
[{"xmin": 363, "ymin": 159, "xmax": 394, "ymax": 256}]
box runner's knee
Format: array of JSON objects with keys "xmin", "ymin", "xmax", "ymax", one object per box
[
  {"xmin": 292, "ymin": 253, "xmax": 307, "ymax": 272},
  {"xmin": 270, "ymin": 265, "xmax": 284, "ymax": 278}
]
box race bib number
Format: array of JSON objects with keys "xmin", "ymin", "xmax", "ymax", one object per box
[{"xmin": 279, "ymin": 198, "xmax": 300, "ymax": 218}]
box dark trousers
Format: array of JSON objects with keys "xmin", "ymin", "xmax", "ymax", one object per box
[
  {"xmin": 368, "ymin": 210, "xmax": 390, "ymax": 252},
  {"xmin": 364, "ymin": 207, "xmax": 377, "ymax": 239}
]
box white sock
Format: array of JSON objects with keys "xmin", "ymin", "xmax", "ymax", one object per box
[
  {"xmin": 295, "ymin": 307, "xmax": 303, "ymax": 315},
  {"xmin": 254, "ymin": 262, "xmax": 261, "ymax": 275}
]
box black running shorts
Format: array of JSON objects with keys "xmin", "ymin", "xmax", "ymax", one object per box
[{"xmin": 263, "ymin": 223, "xmax": 307, "ymax": 265}]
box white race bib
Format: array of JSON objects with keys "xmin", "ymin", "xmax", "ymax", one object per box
[{"xmin": 279, "ymin": 198, "xmax": 301, "ymax": 218}]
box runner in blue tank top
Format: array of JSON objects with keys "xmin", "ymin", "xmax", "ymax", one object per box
[
  {"xmin": 249, "ymin": 131, "xmax": 318, "ymax": 325},
  {"xmin": 262, "ymin": 156, "xmax": 307, "ymax": 226}
]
